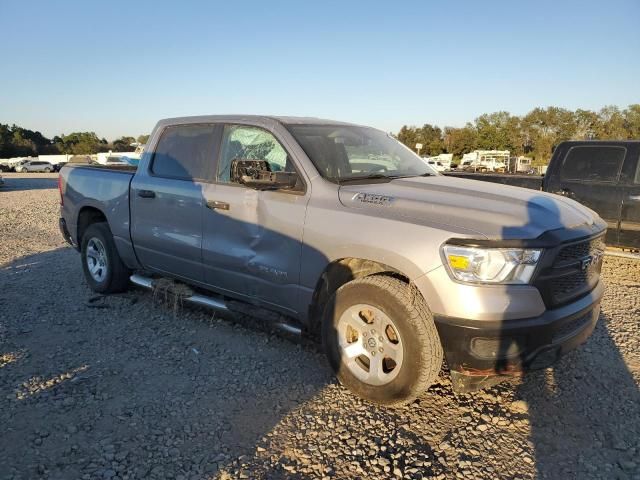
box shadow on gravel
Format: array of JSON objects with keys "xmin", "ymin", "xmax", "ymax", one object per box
[
  {"xmin": 522, "ymin": 313, "xmax": 640, "ymax": 478},
  {"xmin": 0, "ymin": 175, "xmax": 58, "ymax": 191},
  {"xmin": 0, "ymin": 246, "xmax": 336, "ymax": 479},
  {"xmin": 495, "ymin": 196, "xmax": 640, "ymax": 478}
]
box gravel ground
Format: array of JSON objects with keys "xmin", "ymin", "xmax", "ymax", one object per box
[{"xmin": 1, "ymin": 172, "xmax": 639, "ymax": 480}]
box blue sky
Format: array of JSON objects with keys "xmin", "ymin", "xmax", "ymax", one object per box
[{"xmin": 1, "ymin": 0, "xmax": 638, "ymax": 139}]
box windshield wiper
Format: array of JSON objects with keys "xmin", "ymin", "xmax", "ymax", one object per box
[{"xmin": 336, "ymin": 174, "xmax": 401, "ymax": 184}]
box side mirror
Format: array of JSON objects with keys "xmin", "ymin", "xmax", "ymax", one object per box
[{"xmin": 230, "ymin": 159, "xmax": 298, "ymax": 190}]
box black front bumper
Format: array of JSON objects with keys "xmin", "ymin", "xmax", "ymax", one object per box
[{"xmin": 434, "ymin": 281, "xmax": 603, "ymax": 393}]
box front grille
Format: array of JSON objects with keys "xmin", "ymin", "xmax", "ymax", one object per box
[
  {"xmin": 555, "ymin": 236, "xmax": 606, "ymax": 266},
  {"xmin": 549, "ymin": 268, "xmax": 599, "ymax": 305},
  {"xmin": 535, "ymin": 234, "xmax": 604, "ymax": 307},
  {"xmin": 552, "ymin": 312, "xmax": 592, "ymax": 343}
]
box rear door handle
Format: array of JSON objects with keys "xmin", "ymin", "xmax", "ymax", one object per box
[
  {"xmin": 206, "ymin": 200, "xmax": 230, "ymax": 211},
  {"xmin": 137, "ymin": 190, "xmax": 156, "ymax": 198}
]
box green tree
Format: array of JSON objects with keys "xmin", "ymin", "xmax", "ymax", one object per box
[
  {"xmin": 521, "ymin": 107, "xmax": 576, "ymax": 165},
  {"xmin": 474, "ymin": 111, "xmax": 517, "ymax": 151},
  {"xmin": 443, "ymin": 124, "xmax": 477, "ymax": 159},
  {"xmin": 112, "ymin": 136, "xmax": 136, "ymax": 152},
  {"xmin": 596, "ymin": 105, "xmax": 627, "ymax": 139},
  {"xmin": 55, "ymin": 132, "xmax": 103, "ymax": 154},
  {"xmin": 573, "ymin": 109, "xmax": 599, "ymax": 140},
  {"xmin": 623, "ymin": 104, "xmax": 640, "ymax": 138},
  {"xmin": 397, "ymin": 124, "xmax": 443, "ymax": 155},
  {"xmin": 137, "ymin": 134, "xmax": 150, "ymax": 144}
]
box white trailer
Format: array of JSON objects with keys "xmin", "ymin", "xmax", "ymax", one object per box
[
  {"xmin": 508, "ymin": 156, "xmax": 533, "ymax": 173},
  {"xmin": 422, "ymin": 153, "xmax": 453, "ymax": 171},
  {"xmin": 460, "ymin": 150, "xmax": 509, "ymax": 172}
]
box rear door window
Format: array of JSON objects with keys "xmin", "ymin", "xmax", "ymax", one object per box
[
  {"xmin": 151, "ymin": 124, "xmax": 217, "ymax": 180},
  {"xmin": 560, "ymin": 146, "xmax": 626, "ymax": 183}
]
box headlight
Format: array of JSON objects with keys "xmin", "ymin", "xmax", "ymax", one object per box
[{"xmin": 442, "ymin": 245, "xmax": 542, "ymax": 284}]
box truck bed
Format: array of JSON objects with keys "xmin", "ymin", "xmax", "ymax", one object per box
[
  {"xmin": 443, "ymin": 171, "xmax": 544, "ymax": 190},
  {"xmin": 59, "ymin": 164, "xmax": 135, "ymax": 253}
]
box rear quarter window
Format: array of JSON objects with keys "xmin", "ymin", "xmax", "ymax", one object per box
[
  {"xmin": 151, "ymin": 124, "xmax": 217, "ymax": 180},
  {"xmin": 560, "ymin": 146, "xmax": 626, "ymax": 182}
]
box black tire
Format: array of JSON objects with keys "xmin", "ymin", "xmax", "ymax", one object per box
[
  {"xmin": 80, "ymin": 222, "xmax": 131, "ymax": 293},
  {"xmin": 322, "ymin": 275, "xmax": 443, "ymax": 406}
]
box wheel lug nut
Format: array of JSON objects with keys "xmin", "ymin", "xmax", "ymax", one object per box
[
  {"xmin": 371, "ymin": 351, "xmax": 376, "ymax": 356},
  {"xmin": 363, "ymin": 332, "xmax": 368, "ymax": 337},
  {"xmin": 371, "ymin": 329, "xmax": 376, "ymax": 334},
  {"xmin": 379, "ymin": 347, "xmax": 383, "ymax": 353},
  {"xmin": 378, "ymin": 336, "xmax": 384, "ymax": 342}
]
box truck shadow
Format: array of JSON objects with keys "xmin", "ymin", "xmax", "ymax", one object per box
[
  {"xmin": 0, "ymin": 246, "xmax": 335, "ymax": 479},
  {"xmin": 495, "ymin": 196, "xmax": 640, "ymax": 478},
  {"xmin": 0, "ymin": 174, "xmax": 58, "ymax": 191},
  {"xmin": 519, "ymin": 311, "xmax": 640, "ymax": 478}
]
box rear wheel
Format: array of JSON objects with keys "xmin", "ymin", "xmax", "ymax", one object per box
[
  {"xmin": 43, "ymin": 167, "xmax": 51, "ymax": 173},
  {"xmin": 81, "ymin": 222, "xmax": 130, "ymax": 293},
  {"xmin": 322, "ymin": 275, "xmax": 443, "ymax": 406}
]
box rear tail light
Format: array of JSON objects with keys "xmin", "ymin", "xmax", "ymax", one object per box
[{"xmin": 58, "ymin": 174, "xmax": 64, "ymax": 206}]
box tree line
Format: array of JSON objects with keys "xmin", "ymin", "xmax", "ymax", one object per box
[
  {"xmin": 2, "ymin": 104, "xmax": 639, "ymax": 164},
  {"xmin": 396, "ymin": 104, "xmax": 640, "ymax": 165},
  {"xmin": 0, "ymin": 124, "xmax": 150, "ymax": 158}
]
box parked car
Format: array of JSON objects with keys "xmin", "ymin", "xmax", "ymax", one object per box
[
  {"xmin": 0, "ymin": 164, "xmax": 12, "ymax": 172},
  {"xmin": 59, "ymin": 115, "xmax": 606, "ymax": 405},
  {"xmin": 423, "ymin": 159, "xmax": 446, "ymax": 172},
  {"xmin": 68, "ymin": 155, "xmax": 100, "ymax": 166},
  {"xmin": 15, "ymin": 160, "xmax": 54, "ymax": 173},
  {"xmin": 52, "ymin": 162, "xmax": 67, "ymax": 172}
]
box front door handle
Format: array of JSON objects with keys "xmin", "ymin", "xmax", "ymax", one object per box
[
  {"xmin": 137, "ymin": 190, "xmax": 156, "ymax": 198},
  {"xmin": 206, "ymin": 200, "xmax": 230, "ymax": 211}
]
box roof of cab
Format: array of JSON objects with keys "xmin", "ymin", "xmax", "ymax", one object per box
[{"xmin": 156, "ymin": 115, "xmax": 362, "ymax": 128}]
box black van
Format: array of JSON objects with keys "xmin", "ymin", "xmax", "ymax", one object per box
[{"xmin": 543, "ymin": 141, "xmax": 640, "ymax": 249}]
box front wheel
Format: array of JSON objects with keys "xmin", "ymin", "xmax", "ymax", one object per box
[
  {"xmin": 322, "ymin": 275, "xmax": 443, "ymax": 406},
  {"xmin": 81, "ymin": 222, "xmax": 131, "ymax": 293}
]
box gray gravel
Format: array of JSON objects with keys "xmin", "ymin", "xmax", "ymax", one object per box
[{"xmin": 1, "ymin": 172, "xmax": 639, "ymax": 480}]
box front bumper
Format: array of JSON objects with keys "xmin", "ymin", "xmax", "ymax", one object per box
[{"xmin": 434, "ymin": 280, "xmax": 604, "ymax": 393}]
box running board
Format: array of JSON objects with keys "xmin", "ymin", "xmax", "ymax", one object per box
[{"xmin": 129, "ymin": 274, "xmax": 302, "ymax": 336}]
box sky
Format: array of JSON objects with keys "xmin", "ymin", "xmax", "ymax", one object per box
[{"xmin": 1, "ymin": 0, "xmax": 639, "ymax": 140}]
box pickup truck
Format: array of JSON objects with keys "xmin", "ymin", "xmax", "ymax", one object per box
[
  {"xmin": 447, "ymin": 140, "xmax": 640, "ymax": 250},
  {"xmin": 544, "ymin": 141, "xmax": 640, "ymax": 250},
  {"xmin": 59, "ymin": 115, "xmax": 607, "ymax": 405}
]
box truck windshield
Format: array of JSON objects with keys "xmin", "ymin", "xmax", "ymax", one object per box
[{"xmin": 286, "ymin": 124, "xmax": 437, "ymax": 182}]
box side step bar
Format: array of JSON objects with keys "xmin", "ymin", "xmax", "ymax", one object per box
[{"xmin": 129, "ymin": 274, "xmax": 302, "ymax": 336}]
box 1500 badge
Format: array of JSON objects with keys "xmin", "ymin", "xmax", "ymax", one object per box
[{"xmin": 353, "ymin": 193, "xmax": 394, "ymax": 206}]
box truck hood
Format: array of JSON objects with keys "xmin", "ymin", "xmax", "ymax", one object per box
[{"xmin": 338, "ymin": 175, "xmax": 599, "ymax": 240}]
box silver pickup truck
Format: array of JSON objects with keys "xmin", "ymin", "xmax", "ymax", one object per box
[{"xmin": 59, "ymin": 115, "xmax": 607, "ymax": 405}]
